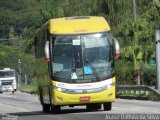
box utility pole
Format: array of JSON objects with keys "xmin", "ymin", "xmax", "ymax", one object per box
[
  {"xmin": 133, "ymin": 0, "xmax": 137, "ymax": 21},
  {"xmin": 18, "ymin": 59, "xmax": 21, "ymax": 87},
  {"xmin": 155, "ymin": 30, "xmax": 160, "ymax": 92}
]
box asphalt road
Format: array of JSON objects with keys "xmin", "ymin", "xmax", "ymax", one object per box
[{"xmin": 0, "ymin": 91, "xmax": 160, "ymax": 120}]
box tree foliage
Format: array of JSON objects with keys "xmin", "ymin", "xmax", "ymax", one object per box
[
  {"xmin": 0, "ymin": 0, "xmax": 160, "ymax": 86},
  {"xmin": 0, "ymin": 45, "xmax": 35, "ymax": 83}
]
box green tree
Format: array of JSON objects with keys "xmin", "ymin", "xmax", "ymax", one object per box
[
  {"xmin": 0, "ymin": 45, "xmax": 35, "ymax": 84},
  {"xmin": 1, "ymin": 0, "xmax": 160, "ymax": 86}
]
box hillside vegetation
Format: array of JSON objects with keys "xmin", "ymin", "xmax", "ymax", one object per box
[{"xmin": 0, "ymin": 0, "xmax": 160, "ymax": 86}]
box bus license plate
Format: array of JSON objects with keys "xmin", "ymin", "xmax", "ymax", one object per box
[{"xmin": 80, "ymin": 96, "xmax": 90, "ymax": 101}]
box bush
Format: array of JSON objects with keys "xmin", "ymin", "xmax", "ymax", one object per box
[
  {"xmin": 115, "ymin": 58, "xmax": 134, "ymax": 85},
  {"xmin": 20, "ymin": 81, "xmax": 37, "ymax": 94},
  {"xmin": 148, "ymin": 92, "xmax": 160, "ymax": 101},
  {"xmin": 143, "ymin": 67, "xmax": 156, "ymax": 87}
]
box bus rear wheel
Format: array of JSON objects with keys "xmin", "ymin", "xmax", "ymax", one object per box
[
  {"xmin": 42, "ymin": 104, "xmax": 50, "ymax": 113},
  {"xmin": 103, "ymin": 102, "xmax": 112, "ymax": 111},
  {"xmin": 51, "ymin": 105, "xmax": 60, "ymax": 114}
]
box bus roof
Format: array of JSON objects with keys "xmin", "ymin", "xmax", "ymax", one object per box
[{"xmin": 48, "ymin": 16, "xmax": 110, "ymax": 35}]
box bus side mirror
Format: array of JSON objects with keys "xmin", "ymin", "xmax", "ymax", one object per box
[
  {"xmin": 44, "ymin": 41, "xmax": 50, "ymax": 61},
  {"xmin": 113, "ymin": 37, "xmax": 121, "ymax": 57}
]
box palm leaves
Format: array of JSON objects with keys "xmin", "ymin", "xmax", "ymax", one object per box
[{"xmin": 119, "ymin": 15, "xmax": 155, "ymax": 85}]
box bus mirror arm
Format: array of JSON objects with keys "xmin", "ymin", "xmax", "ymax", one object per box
[{"xmin": 44, "ymin": 41, "xmax": 50, "ymax": 61}]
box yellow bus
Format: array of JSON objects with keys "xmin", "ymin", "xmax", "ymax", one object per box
[{"xmin": 34, "ymin": 16, "xmax": 120, "ymax": 113}]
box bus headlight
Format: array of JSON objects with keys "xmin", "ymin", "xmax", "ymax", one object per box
[
  {"xmin": 53, "ymin": 86, "xmax": 67, "ymax": 92},
  {"xmin": 99, "ymin": 82, "xmax": 115, "ymax": 91},
  {"xmin": 107, "ymin": 82, "xmax": 115, "ymax": 89}
]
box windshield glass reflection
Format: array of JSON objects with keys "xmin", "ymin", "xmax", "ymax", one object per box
[{"xmin": 52, "ymin": 32, "xmax": 113, "ymax": 83}]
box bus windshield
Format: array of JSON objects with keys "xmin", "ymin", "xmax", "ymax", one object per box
[
  {"xmin": 51, "ymin": 32, "xmax": 114, "ymax": 83},
  {"xmin": 0, "ymin": 71, "xmax": 15, "ymax": 78},
  {"xmin": 2, "ymin": 80, "xmax": 13, "ymax": 85}
]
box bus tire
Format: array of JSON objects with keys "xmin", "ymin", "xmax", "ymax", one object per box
[
  {"xmin": 51, "ymin": 105, "xmax": 60, "ymax": 114},
  {"xmin": 86, "ymin": 103, "xmax": 101, "ymax": 111},
  {"xmin": 42, "ymin": 104, "xmax": 50, "ymax": 113},
  {"xmin": 103, "ymin": 102, "xmax": 112, "ymax": 111}
]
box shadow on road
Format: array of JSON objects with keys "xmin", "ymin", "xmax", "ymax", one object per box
[
  {"xmin": 8, "ymin": 111, "xmax": 44, "ymax": 116},
  {"xmin": 7, "ymin": 109, "xmax": 105, "ymax": 120},
  {"xmin": 8, "ymin": 108, "xmax": 103, "ymax": 117}
]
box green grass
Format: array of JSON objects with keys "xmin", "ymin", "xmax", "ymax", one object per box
[
  {"xmin": 117, "ymin": 91, "xmax": 160, "ymax": 101},
  {"xmin": 148, "ymin": 93, "xmax": 160, "ymax": 101},
  {"xmin": 20, "ymin": 82, "xmax": 37, "ymax": 94},
  {"xmin": 117, "ymin": 92, "xmax": 147, "ymax": 97}
]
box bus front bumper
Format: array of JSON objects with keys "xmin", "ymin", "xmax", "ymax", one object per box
[{"xmin": 51, "ymin": 86, "xmax": 115, "ymax": 105}]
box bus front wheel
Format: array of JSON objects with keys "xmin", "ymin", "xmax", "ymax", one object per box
[
  {"xmin": 42, "ymin": 104, "xmax": 50, "ymax": 113},
  {"xmin": 51, "ymin": 105, "xmax": 60, "ymax": 114},
  {"xmin": 86, "ymin": 103, "xmax": 101, "ymax": 111},
  {"xmin": 103, "ymin": 102, "xmax": 112, "ymax": 111}
]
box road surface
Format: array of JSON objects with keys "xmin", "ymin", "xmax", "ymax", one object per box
[{"xmin": 0, "ymin": 91, "xmax": 160, "ymax": 120}]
